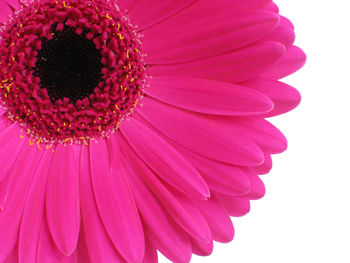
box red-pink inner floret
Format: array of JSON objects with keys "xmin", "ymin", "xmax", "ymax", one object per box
[{"xmin": 0, "ymin": 0, "xmax": 146, "ymax": 144}]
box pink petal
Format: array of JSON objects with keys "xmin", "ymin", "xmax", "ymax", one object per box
[
  {"xmin": 191, "ymin": 239, "xmax": 214, "ymax": 257},
  {"xmin": 119, "ymin": 136, "xmax": 211, "ymax": 244},
  {"xmin": 79, "ymin": 145, "xmax": 126, "ymax": 263},
  {"xmin": 280, "ymin": 15, "xmax": 294, "ymax": 29},
  {"xmin": 172, "ymin": 142, "xmax": 251, "ymax": 196},
  {"xmin": 242, "ymin": 168, "xmax": 266, "ymax": 200},
  {"xmin": 118, "ymin": 0, "xmax": 196, "ymax": 30},
  {"xmin": 18, "ymin": 150, "xmax": 53, "ymax": 263},
  {"xmin": 263, "ymin": 23, "xmax": 296, "ymax": 48},
  {"xmin": 0, "ymin": 0, "xmax": 21, "ymax": 23},
  {"xmin": 215, "ymin": 193, "xmax": 251, "ymax": 217},
  {"xmin": 89, "ymin": 139, "xmax": 145, "ymax": 263},
  {"xmin": 0, "ymin": 141, "xmax": 42, "ymax": 262},
  {"xmin": 46, "ymin": 144, "xmax": 81, "ymax": 256},
  {"xmin": 261, "ymin": 45, "xmax": 306, "ymax": 79},
  {"xmin": 120, "ymin": 141, "xmax": 192, "ymax": 263},
  {"xmin": 171, "ymin": 192, "xmax": 212, "ymax": 244},
  {"xmin": 143, "ymin": 11, "xmax": 279, "ymax": 64},
  {"xmin": 137, "ymin": 97, "xmax": 264, "ymax": 166},
  {"xmin": 0, "ymin": 115, "xmax": 11, "ymax": 129},
  {"xmin": 149, "ymin": 41, "xmax": 285, "ymax": 83},
  {"xmin": 3, "ymin": 243, "xmax": 18, "ymax": 263},
  {"xmin": 120, "ymin": 117, "xmax": 210, "ymax": 200},
  {"xmin": 0, "ymin": 124, "xmax": 24, "ymax": 183},
  {"xmin": 214, "ymin": 116, "xmax": 288, "ymax": 154},
  {"xmin": 61, "ymin": 249, "xmax": 78, "ymax": 263},
  {"xmin": 194, "ymin": 196, "xmax": 235, "ymax": 243},
  {"xmin": 145, "ymin": 77, "xmax": 273, "ymax": 116},
  {"xmin": 253, "ymin": 152, "xmax": 273, "ymax": 175},
  {"xmin": 143, "ymin": 238, "xmax": 158, "ymax": 263},
  {"xmin": 37, "ymin": 218, "xmax": 65, "ymax": 262},
  {"xmin": 76, "ymin": 230, "xmax": 92, "ymax": 263},
  {"xmin": 106, "ymin": 132, "xmax": 121, "ymax": 173},
  {"xmin": 264, "ymin": 2, "xmax": 279, "ymax": 13},
  {"xmin": 241, "ymin": 77, "xmax": 301, "ymax": 117},
  {"xmin": 152, "ymin": 0, "xmax": 273, "ymax": 22}
]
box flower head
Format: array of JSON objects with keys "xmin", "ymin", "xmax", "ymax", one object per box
[
  {"xmin": 0, "ymin": 0, "xmax": 146, "ymax": 144},
  {"xmin": 0, "ymin": 0, "xmax": 305, "ymax": 262}
]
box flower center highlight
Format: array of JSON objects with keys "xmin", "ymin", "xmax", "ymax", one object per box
[{"xmin": 0, "ymin": 0, "xmax": 146, "ymax": 144}]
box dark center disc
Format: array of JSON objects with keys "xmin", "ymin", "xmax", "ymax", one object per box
[{"xmin": 34, "ymin": 26, "xmax": 104, "ymax": 103}]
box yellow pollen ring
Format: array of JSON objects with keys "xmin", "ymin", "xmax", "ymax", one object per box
[
  {"xmin": 63, "ymin": 1, "xmax": 71, "ymax": 8},
  {"xmin": 106, "ymin": 14, "xmax": 113, "ymax": 20},
  {"xmin": 46, "ymin": 144, "xmax": 53, "ymax": 149}
]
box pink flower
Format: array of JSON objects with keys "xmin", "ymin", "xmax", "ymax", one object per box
[{"xmin": 0, "ymin": 0, "xmax": 306, "ymax": 262}]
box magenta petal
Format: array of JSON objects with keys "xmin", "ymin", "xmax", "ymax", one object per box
[
  {"xmin": 119, "ymin": 137, "xmax": 211, "ymax": 245},
  {"xmin": 155, "ymin": 0, "xmax": 272, "ymax": 21},
  {"xmin": 61, "ymin": 248, "xmax": 78, "ymax": 263},
  {"xmin": 0, "ymin": 124, "xmax": 25, "ymax": 183},
  {"xmin": 191, "ymin": 238, "xmax": 214, "ymax": 257},
  {"xmin": 145, "ymin": 77, "xmax": 273, "ymax": 116},
  {"xmin": 4, "ymin": 243, "xmax": 18, "ymax": 263},
  {"xmin": 142, "ymin": 238, "xmax": 158, "ymax": 263},
  {"xmin": 143, "ymin": 11, "xmax": 279, "ymax": 64},
  {"xmin": 149, "ymin": 41, "xmax": 285, "ymax": 83},
  {"xmin": 253, "ymin": 152, "xmax": 273, "ymax": 175},
  {"xmin": 120, "ymin": 117, "xmax": 210, "ymax": 200},
  {"xmin": 79, "ymin": 145, "xmax": 126, "ymax": 263},
  {"xmin": 37, "ymin": 218, "xmax": 65, "ymax": 263},
  {"xmin": 0, "ymin": 0, "xmax": 21, "ymax": 23},
  {"xmin": 19, "ymin": 150, "xmax": 53, "ymax": 263},
  {"xmin": 172, "ymin": 143, "xmax": 251, "ymax": 196},
  {"xmin": 242, "ymin": 77, "xmax": 301, "ymax": 117},
  {"xmin": 120, "ymin": 142, "xmax": 192, "ymax": 263},
  {"xmin": 242, "ymin": 168, "xmax": 266, "ymax": 200},
  {"xmin": 0, "ymin": 141, "xmax": 42, "ymax": 262},
  {"xmin": 118, "ymin": 0, "xmax": 195, "ymax": 30},
  {"xmin": 215, "ymin": 116, "xmax": 288, "ymax": 154},
  {"xmin": 194, "ymin": 195, "xmax": 235, "ymax": 243},
  {"xmin": 77, "ymin": 230, "xmax": 92, "ymax": 263},
  {"xmin": 263, "ymin": 24, "xmax": 296, "ymax": 48},
  {"xmin": 261, "ymin": 45, "xmax": 306, "ymax": 79},
  {"xmin": 215, "ymin": 193, "xmax": 251, "ymax": 217},
  {"xmin": 46, "ymin": 144, "xmax": 81, "ymax": 256},
  {"xmin": 137, "ymin": 97, "xmax": 265, "ymax": 166},
  {"xmin": 89, "ymin": 139, "xmax": 145, "ymax": 263},
  {"xmin": 280, "ymin": 15, "xmax": 294, "ymax": 29},
  {"xmin": 264, "ymin": 2, "xmax": 279, "ymax": 13},
  {"xmin": 171, "ymin": 192, "xmax": 212, "ymax": 244}
]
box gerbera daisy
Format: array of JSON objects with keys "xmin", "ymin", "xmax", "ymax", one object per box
[{"xmin": 0, "ymin": 0, "xmax": 306, "ymax": 262}]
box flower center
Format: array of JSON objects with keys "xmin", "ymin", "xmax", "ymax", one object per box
[
  {"xmin": 0, "ymin": 0, "xmax": 146, "ymax": 144},
  {"xmin": 35, "ymin": 25, "xmax": 104, "ymax": 103}
]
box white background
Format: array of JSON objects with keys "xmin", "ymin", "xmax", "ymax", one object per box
[{"xmin": 161, "ymin": 0, "xmax": 350, "ymax": 262}]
